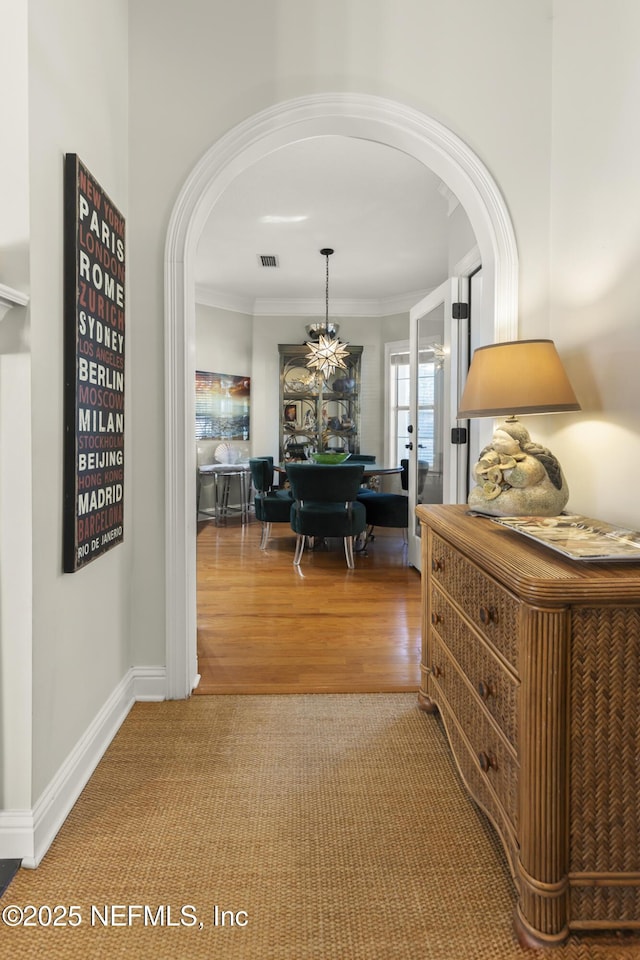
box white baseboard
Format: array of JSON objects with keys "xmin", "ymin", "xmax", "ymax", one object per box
[
  {"xmin": 132, "ymin": 666, "xmax": 168, "ymax": 702},
  {"xmin": 0, "ymin": 666, "xmax": 166, "ymax": 867},
  {"xmin": 0, "ymin": 811, "xmax": 35, "ymax": 861}
]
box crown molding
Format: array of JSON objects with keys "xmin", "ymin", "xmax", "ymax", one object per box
[
  {"xmin": 194, "ymin": 284, "xmax": 254, "ymax": 314},
  {"xmin": 437, "ymin": 180, "xmax": 460, "ymax": 216},
  {"xmin": 452, "ymin": 244, "xmax": 481, "ymax": 277},
  {"xmin": 195, "ymin": 286, "xmax": 432, "ymax": 318}
]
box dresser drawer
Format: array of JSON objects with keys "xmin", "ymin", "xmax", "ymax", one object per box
[
  {"xmin": 430, "ymin": 532, "xmax": 521, "ymax": 670},
  {"xmin": 430, "ymin": 584, "xmax": 519, "ymax": 751},
  {"xmin": 429, "ymin": 633, "xmax": 519, "ymax": 830}
]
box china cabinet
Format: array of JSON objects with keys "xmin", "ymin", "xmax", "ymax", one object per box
[{"xmin": 278, "ymin": 343, "xmax": 362, "ymax": 462}]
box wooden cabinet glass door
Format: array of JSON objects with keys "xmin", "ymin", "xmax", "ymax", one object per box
[{"xmin": 278, "ymin": 344, "xmax": 362, "ymax": 461}]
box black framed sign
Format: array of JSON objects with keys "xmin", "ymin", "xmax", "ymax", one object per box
[{"xmin": 63, "ymin": 155, "xmax": 125, "ymax": 572}]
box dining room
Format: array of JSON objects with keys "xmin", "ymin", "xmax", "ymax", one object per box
[
  {"xmin": 193, "ymin": 292, "xmax": 425, "ymax": 694},
  {"xmin": 194, "ymin": 310, "xmax": 446, "ymax": 697},
  {"xmin": 191, "ymin": 134, "xmax": 479, "ymax": 696}
]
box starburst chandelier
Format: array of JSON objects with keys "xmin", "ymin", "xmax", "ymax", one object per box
[{"xmin": 305, "ymin": 248, "xmax": 349, "ymax": 378}]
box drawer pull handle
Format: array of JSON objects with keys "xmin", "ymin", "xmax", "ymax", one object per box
[
  {"xmin": 478, "ymin": 751, "xmax": 498, "ymax": 773},
  {"xmin": 477, "ymin": 680, "xmax": 495, "ymax": 700},
  {"xmin": 431, "ymin": 664, "xmax": 442, "ymax": 679},
  {"xmin": 431, "ymin": 558, "xmax": 444, "ymax": 573},
  {"xmin": 431, "ymin": 611, "xmax": 441, "ymax": 626},
  {"xmin": 479, "ymin": 605, "xmax": 497, "ymax": 625}
]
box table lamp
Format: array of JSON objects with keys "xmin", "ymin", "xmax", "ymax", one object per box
[{"xmin": 457, "ymin": 339, "xmax": 581, "ymax": 516}]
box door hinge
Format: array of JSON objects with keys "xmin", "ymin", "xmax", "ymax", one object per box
[
  {"xmin": 451, "ymin": 427, "xmax": 468, "ymax": 445},
  {"xmin": 452, "ymin": 302, "xmax": 469, "ymax": 320}
]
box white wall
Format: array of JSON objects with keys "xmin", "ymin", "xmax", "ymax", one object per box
[
  {"xmin": 28, "ymin": 0, "xmax": 131, "ymax": 800},
  {"xmin": 0, "ymin": 0, "xmax": 29, "ymax": 289},
  {"xmin": 0, "ymin": 0, "xmax": 32, "ymax": 816},
  {"xmin": 548, "ymin": 0, "xmax": 640, "ymax": 527},
  {"xmin": 196, "ymin": 304, "xmax": 253, "ymax": 378}
]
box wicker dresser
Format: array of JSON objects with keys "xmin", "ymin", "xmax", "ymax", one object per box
[{"xmin": 416, "ymin": 504, "xmax": 640, "ymax": 948}]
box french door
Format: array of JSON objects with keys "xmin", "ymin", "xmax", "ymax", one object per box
[{"xmin": 407, "ymin": 278, "xmax": 469, "ymax": 569}]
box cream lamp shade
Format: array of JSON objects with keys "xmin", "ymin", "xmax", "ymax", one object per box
[{"xmin": 457, "ymin": 339, "xmax": 581, "ymax": 419}]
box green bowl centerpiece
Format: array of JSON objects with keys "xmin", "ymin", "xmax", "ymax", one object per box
[{"xmin": 309, "ymin": 452, "xmax": 351, "ymax": 464}]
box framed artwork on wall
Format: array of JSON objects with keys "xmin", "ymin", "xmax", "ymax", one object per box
[
  {"xmin": 63, "ymin": 154, "xmax": 125, "ymax": 573},
  {"xmin": 195, "ymin": 370, "xmax": 250, "ymax": 441}
]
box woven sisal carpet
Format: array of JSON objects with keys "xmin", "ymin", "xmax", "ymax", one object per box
[{"xmin": 1, "ymin": 695, "xmax": 639, "ymax": 959}]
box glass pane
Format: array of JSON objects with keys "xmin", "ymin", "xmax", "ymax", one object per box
[
  {"xmin": 396, "ymin": 408, "xmax": 411, "ymax": 464},
  {"xmin": 396, "ymin": 366, "xmax": 410, "ymax": 406},
  {"xmin": 415, "ymin": 308, "xmax": 445, "ymax": 538}
]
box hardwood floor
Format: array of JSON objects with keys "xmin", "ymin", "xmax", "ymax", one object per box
[{"xmin": 196, "ymin": 516, "xmax": 422, "ymax": 694}]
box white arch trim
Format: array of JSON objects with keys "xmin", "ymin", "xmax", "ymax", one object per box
[{"xmin": 164, "ymin": 93, "xmax": 518, "ymax": 699}]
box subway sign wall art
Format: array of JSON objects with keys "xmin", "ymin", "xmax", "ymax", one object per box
[{"xmin": 63, "ymin": 155, "xmax": 125, "ymax": 572}]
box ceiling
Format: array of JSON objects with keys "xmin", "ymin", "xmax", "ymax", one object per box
[{"xmin": 194, "ymin": 136, "xmax": 456, "ymax": 317}]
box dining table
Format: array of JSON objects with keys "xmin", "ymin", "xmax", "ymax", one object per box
[{"xmin": 276, "ymin": 461, "xmax": 403, "ymax": 481}]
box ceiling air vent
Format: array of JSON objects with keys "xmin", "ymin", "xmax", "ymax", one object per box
[{"xmin": 258, "ymin": 254, "xmax": 279, "ymax": 268}]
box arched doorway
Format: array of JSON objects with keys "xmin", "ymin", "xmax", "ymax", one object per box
[{"xmin": 164, "ymin": 93, "xmax": 518, "ymax": 699}]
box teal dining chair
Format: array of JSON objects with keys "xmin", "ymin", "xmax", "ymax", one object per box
[
  {"xmin": 286, "ymin": 463, "xmax": 366, "ymax": 569},
  {"xmin": 249, "ymin": 458, "xmax": 292, "ymax": 549},
  {"xmin": 357, "ymin": 458, "xmax": 409, "ymax": 542}
]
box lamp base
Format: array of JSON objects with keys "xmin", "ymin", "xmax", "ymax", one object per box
[{"xmin": 467, "ymin": 419, "xmax": 569, "ymax": 518}]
